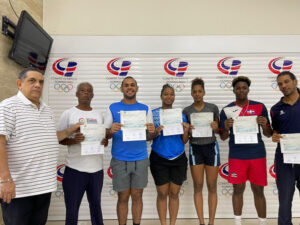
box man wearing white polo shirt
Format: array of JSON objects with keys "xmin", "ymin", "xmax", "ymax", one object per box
[{"xmin": 0, "ymin": 67, "xmax": 79, "ymax": 225}]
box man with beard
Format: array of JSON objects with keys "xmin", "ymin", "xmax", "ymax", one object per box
[
  {"xmin": 104, "ymin": 76, "xmax": 155, "ymax": 225},
  {"xmin": 271, "ymin": 71, "xmax": 300, "ymax": 225},
  {"xmin": 219, "ymin": 76, "xmax": 272, "ymax": 225}
]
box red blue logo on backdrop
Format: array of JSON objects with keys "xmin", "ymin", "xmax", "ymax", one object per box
[
  {"xmin": 219, "ymin": 162, "xmax": 229, "ymax": 180},
  {"xmin": 269, "ymin": 164, "xmax": 276, "ymax": 179},
  {"xmin": 217, "ymin": 57, "xmax": 241, "ymax": 75},
  {"xmin": 28, "ymin": 52, "xmax": 47, "ymax": 71},
  {"xmin": 164, "ymin": 58, "xmax": 188, "ymax": 77},
  {"xmin": 268, "ymin": 57, "xmax": 293, "ymax": 75},
  {"xmin": 52, "ymin": 58, "xmax": 77, "ymax": 77},
  {"xmin": 107, "ymin": 57, "xmax": 131, "ymax": 76},
  {"xmin": 56, "ymin": 164, "xmax": 65, "ymax": 182},
  {"xmin": 107, "ymin": 167, "xmax": 113, "ymax": 179}
]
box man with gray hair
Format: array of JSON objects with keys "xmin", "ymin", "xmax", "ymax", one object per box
[
  {"xmin": 0, "ymin": 67, "xmax": 80, "ymax": 225},
  {"xmin": 58, "ymin": 82, "xmax": 108, "ymax": 225}
]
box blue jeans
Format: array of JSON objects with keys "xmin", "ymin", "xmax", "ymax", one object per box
[
  {"xmin": 63, "ymin": 167, "xmax": 104, "ymax": 225},
  {"xmin": 1, "ymin": 192, "xmax": 51, "ymax": 225}
]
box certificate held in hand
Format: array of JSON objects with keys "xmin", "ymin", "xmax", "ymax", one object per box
[
  {"xmin": 121, "ymin": 110, "xmax": 147, "ymax": 141},
  {"xmin": 80, "ymin": 124, "xmax": 106, "ymax": 155},
  {"xmin": 160, "ymin": 108, "xmax": 183, "ymax": 136},
  {"xmin": 233, "ymin": 116, "xmax": 258, "ymax": 144},
  {"xmin": 191, "ymin": 112, "xmax": 213, "ymax": 137}
]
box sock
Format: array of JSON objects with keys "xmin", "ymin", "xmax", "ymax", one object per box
[
  {"xmin": 234, "ymin": 215, "xmax": 242, "ymax": 225},
  {"xmin": 258, "ymin": 217, "xmax": 267, "ymax": 225}
]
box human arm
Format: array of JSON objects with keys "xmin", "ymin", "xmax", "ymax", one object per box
[
  {"xmin": 57, "ymin": 122, "xmax": 81, "ymax": 142},
  {"xmin": 219, "ymin": 118, "xmax": 233, "ymax": 140},
  {"xmin": 257, "ymin": 116, "xmax": 273, "ymax": 137},
  {"xmin": 272, "ymin": 130, "xmax": 283, "ymax": 143},
  {"xmin": 182, "ymin": 122, "xmax": 190, "ymax": 144},
  {"xmin": 0, "ymin": 135, "xmax": 15, "ymax": 204}
]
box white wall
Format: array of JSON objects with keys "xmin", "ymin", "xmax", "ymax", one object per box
[{"xmin": 43, "ymin": 0, "xmax": 300, "ymax": 35}]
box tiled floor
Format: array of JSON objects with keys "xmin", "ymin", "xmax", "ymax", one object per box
[{"xmin": 46, "ymin": 218, "xmax": 300, "ymax": 225}]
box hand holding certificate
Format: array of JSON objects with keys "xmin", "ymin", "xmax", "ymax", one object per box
[
  {"xmin": 233, "ymin": 116, "xmax": 258, "ymax": 144},
  {"xmin": 80, "ymin": 124, "xmax": 106, "ymax": 155},
  {"xmin": 160, "ymin": 108, "xmax": 183, "ymax": 136},
  {"xmin": 191, "ymin": 112, "xmax": 213, "ymax": 137},
  {"xmin": 280, "ymin": 133, "xmax": 300, "ymax": 153},
  {"xmin": 121, "ymin": 110, "xmax": 147, "ymax": 141}
]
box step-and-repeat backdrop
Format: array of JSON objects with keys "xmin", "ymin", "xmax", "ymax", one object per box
[{"xmin": 43, "ymin": 36, "xmax": 300, "ymax": 220}]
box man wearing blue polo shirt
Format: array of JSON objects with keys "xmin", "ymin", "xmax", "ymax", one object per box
[
  {"xmin": 271, "ymin": 71, "xmax": 300, "ymax": 225},
  {"xmin": 105, "ymin": 76, "xmax": 155, "ymax": 225}
]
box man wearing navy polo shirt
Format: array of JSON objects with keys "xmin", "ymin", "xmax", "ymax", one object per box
[
  {"xmin": 271, "ymin": 71, "xmax": 300, "ymax": 225},
  {"xmin": 219, "ymin": 76, "xmax": 272, "ymax": 225},
  {"xmin": 104, "ymin": 76, "xmax": 155, "ymax": 225}
]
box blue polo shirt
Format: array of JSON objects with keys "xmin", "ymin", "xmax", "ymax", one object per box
[
  {"xmin": 220, "ymin": 100, "xmax": 270, "ymax": 159},
  {"xmin": 271, "ymin": 93, "xmax": 300, "ymax": 154},
  {"xmin": 151, "ymin": 107, "xmax": 187, "ymax": 159}
]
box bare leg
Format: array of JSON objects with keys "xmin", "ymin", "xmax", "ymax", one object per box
[
  {"xmin": 205, "ymin": 165, "xmax": 219, "ymax": 225},
  {"xmin": 250, "ymin": 183, "xmax": 266, "ymax": 218},
  {"xmin": 131, "ymin": 188, "xmax": 144, "ymax": 225},
  {"xmin": 156, "ymin": 183, "xmax": 169, "ymax": 225},
  {"xmin": 232, "ymin": 183, "xmax": 246, "ymax": 216},
  {"xmin": 190, "ymin": 164, "xmax": 205, "ymax": 224},
  {"xmin": 169, "ymin": 182, "xmax": 181, "ymax": 225},
  {"xmin": 117, "ymin": 189, "xmax": 131, "ymax": 225}
]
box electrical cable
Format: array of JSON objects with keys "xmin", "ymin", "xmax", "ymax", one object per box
[{"xmin": 8, "ymin": 0, "xmax": 19, "ymax": 19}]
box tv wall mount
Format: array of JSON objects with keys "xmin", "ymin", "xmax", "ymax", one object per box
[{"xmin": 2, "ymin": 16, "xmax": 16, "ymax": 39}]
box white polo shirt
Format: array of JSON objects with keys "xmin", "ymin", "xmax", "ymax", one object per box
[{"xmin": 0, "ymin": 91, "xmax": 59, "ymax": 198}]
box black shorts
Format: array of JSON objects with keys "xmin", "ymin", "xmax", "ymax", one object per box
[
  {"xmin": 189, "ymin": 142, "xmax": 220, "ymax": 166},
  {"xmin": 150, "ymin": 151, "xmax": 187, "ymax": 186}
]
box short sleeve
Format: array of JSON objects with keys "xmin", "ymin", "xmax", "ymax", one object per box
[
  {"xmin": 219, "ymin": 109, "xmax": 227, "ymax": 130},
  {"xmin": 57, "ymin": 110, "xmax": 70, "ymax": 131},
  {"xmin": 0, "ymin": 103, "xmax": 15, "ymax": 142},
  {"xmin": 104, "ymin": 107, "xmax": 113, "ymax": 128},
  {"xmin": 262, "ymin": 104, "xmax": 271, "ymax": 126},
  {"xmin": 213, "ymin": 105, "xmax": 220, "ymax": 120},
  {"xmin": 146, "ymin": 106, "xmax": 153, "ymax": 123}
]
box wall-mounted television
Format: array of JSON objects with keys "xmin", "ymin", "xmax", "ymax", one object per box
[{"xmin": 9, "ymin": 10, "xmax": 53, "ymax": 73}]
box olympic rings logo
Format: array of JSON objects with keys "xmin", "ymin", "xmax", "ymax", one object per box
[
  {"xmin": 219, "ymin": 80, "xmax": 233, "ymax": 90},
  {"xmin": 221, "ymin": 186, "xmax": 233, "ymax": 196},
  {"xmin": 54, "ymin": 185, "xmax": 64, "ymax": 200},
  {"xmin": 168, "ymin": 83, "xmax": 185, "ymax": 92},
  {"xmin": 110, "ymin": 81, "xmax": 122, "ymax": 92},
  {"xmin": 54, "ymin": 83, "xmax": 74, "ymax": 93}
]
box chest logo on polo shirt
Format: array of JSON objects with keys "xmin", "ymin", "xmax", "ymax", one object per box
[
  {"xmin": 279, "ymin": 110, "xmax": 285, "ymax": 115},
  {"xmin": 247, "ymin": 109, "xmax": 255, "ymax": 115}
]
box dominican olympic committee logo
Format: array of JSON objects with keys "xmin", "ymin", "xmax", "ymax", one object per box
[
  {"xmin": 219, "ymin": 163, "xmax": 229, "ymax": 180},
  {"xmin": 106, "ymin": 57, "xmax": 132, "ymax": 92},
  {"xmin": 217, "ymin": 57, "xmax": 241, "ymax": 91},
  {"xmin": 162, "ymin": 58, "xmax": 188, "ymax": 92},
  {"xmin": 268, "ymin": 57, "xmax": 293, "ymax": 75},
  {"xmin": 107, "ymin": 57, "xmax": 132, "ymax": 76},
  {"xmin": 269, "ymin": 164, "xmax": 276, "ymax": 179},
  {"xmin": 164, "ymin": 58, "xmax": 188, "ymax": 77},
  {"xmin": 217, "ymin": 57, "xmax": 241, "ymax": 75},
  {"xmin": 56, "ymin": 164, "xmax": 65, "ymax": 182},
  {"xmin": 52, "ymin": 58, "xmax": 78, "ymax": 77}
]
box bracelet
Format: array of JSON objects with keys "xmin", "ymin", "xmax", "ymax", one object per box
[{"xmin": 0, "ymin": 178, "xmax": 13, "ymax": 184}]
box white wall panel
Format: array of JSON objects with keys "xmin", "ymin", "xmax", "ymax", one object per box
[{"xmin": 44, "ymin": 36, "xmax": 300, "ymax": 220}]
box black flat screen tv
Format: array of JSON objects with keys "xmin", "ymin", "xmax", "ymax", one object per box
[{"xmin": 9, "ymin": 10, "xmax": 53, "ymax": 73}]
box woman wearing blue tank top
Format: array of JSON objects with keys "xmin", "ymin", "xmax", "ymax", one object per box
[
  {"xmin": 183, "ymin": 78, "xmax": 220, "ymax": 225},
  {"xmin": 150, "ymin": 84, "xmax": 190, "ymax": 225}
]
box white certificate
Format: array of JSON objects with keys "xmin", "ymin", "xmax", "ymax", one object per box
[
  {"xmin": 160, "ymin": 108, "xmax": 183, "ymax": 136},
  {"xmin": 121, "ymin": 110, "xmax": 147, "ymax": 141},
  {"xmin": 234, "ymin": 133, "xmax": 258, "ymax": 144},
  {"xmin": 233, "ymin": 116, "xmax": 258, "ymax": 134},
  {"xmin": 191, "ymin": 112, "xmax": 213, "ymax": 137},
  {"xmin": 284, "ymin": 153, "xmax": 300, "ymax": 164},
  {"xmin": 122, "ymin": 128, "xmax": 146, "ymax": 141},
  {"xmin": 280, "ymin": 133, "xmax": 300, "ymax": 153},
  {"xmin": 80, "ymin": 124, "xmax": 106, "ymax": 155},
  {"xmin": 121, "ymin": 110, "xmax": 146, "ymax": 129}
]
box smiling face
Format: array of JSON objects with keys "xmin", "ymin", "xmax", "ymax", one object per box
[
  {"xmin": 121, "ymin": 77, "xmax": 138, "ymax": 100},
  {"xmin": 17, "ymin": 70, "xmax": 44, "ymax": 105},
  {"xmin": 161, "ymin": 87, "xmax": 175, "ymax": 108},
  {"xmin": 233, "ymin": 81, "xmax": 249, "ymax": 102},
  {"xmin": 191, "ymin": 84, "xmax": 205, "ymax": 103},
  {"xmin": 277, "ymin": 74, "xmax": 298, "ymax": 97}
]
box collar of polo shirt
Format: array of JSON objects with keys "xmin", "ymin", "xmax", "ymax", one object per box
[{"xmin": 17, "ymin": 91, "xmax": 45, "ymax": 109}]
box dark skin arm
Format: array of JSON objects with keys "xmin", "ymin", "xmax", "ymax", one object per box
[
  {"xmin": 219, "ymin": 118, "xmax": 233, "ymax": 141},
  {"xmin": 257, "ymin": 116, "xmax": 273, "ymax": 137}
]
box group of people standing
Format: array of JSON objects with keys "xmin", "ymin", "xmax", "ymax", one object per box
[{"xmin": 0, "ymin": 67, "xmax": 300, "ymax": 225}]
